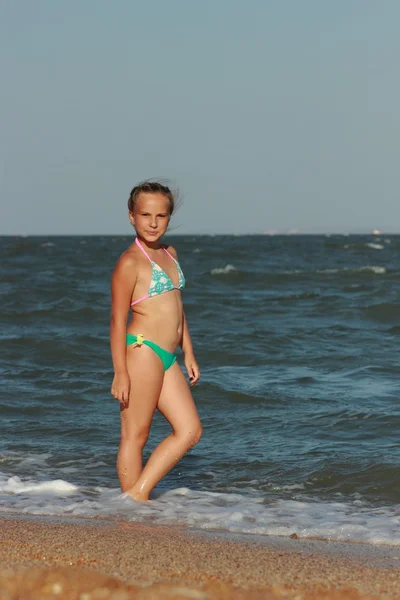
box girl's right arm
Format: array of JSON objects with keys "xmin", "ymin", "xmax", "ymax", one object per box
[{"xmin": 110, "ymin": 254, "xmax": 137, "ymax": 406}]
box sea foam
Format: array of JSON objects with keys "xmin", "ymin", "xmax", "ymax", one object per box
[
  {"xmin": 210, "ymin": 264, "xmax": 238, "ymax": 275},
  {"xmin": 1, "ymin": 472, "xmax": 399, "ymax": 545}
]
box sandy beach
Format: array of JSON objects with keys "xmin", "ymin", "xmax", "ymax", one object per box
[{"xmin": 0, "ymin": 515, "xmax": 399, "ymax": 599}]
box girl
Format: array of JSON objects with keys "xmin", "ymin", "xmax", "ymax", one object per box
[{"xmin": 110, "ymin": 181, "xmax": 202, "ymax": 502}]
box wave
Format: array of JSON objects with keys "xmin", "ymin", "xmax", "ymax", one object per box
[
  {"xmin": 283, "ymin": 266, "xmax": 387, "ymax": 277},
  {"xmin": 320, "ymin": 266, "xmax": 386, "ymax": 275},
  {"xmin": 210, "ymin": 264, "xmax": 238, "ymax": 275},
  {"xmin": 358, "ymin": 265, "xmax": 386, "ymax": 274},
  {"xmin": 364, "ymin": 302, "xmax": 400, "ymax": 323},
  {"xmin": 344, "ymin": 243, "xmax": 385, "ymax": 251},
  {"xmin": 0, "ymin": 474, "xmax": 399, "ymax": 544},
  {"xmin": 208, "ymin": 265, "xmax": 387, "ymax": 285},
  {"xmin": 366, "ymin": 243, "xmax": 384, "ymax": 250}
]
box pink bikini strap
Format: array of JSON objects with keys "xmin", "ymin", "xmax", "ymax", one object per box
[
  {"xmin": 131, "ymin": 294, "xmax": 149, "ymax": 306},
  {"xmin": 136, "ymin": 238, "xmax": 176, "ymax": 263},
  {"xmin": 162, "ymin": 246, "xmax": 175, "ymax": 261},
  {"xmin": 135, "ymin": 237, "xmax": 152, "ymax": 263}
]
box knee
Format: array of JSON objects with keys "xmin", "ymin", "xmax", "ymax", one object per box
[
  {"xmin": 121, "ymin": 426, "xmax": 150, "ymax": 450},
  {"xmin": 185, "ymin": 422, "xmax": 203, "ymax": 449}
]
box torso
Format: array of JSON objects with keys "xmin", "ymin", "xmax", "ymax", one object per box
[{"xmin": 126, "ymin": 240, "xmax": 184, "ymax": 352}]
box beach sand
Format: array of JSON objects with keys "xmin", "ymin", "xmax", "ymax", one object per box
[{"xmin": 1, "ymin": 515, "xmax": 399, "ymax": 599}]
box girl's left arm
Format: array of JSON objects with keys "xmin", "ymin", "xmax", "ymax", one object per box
[{"xmin": 181, "ymin": 311, "xmax": 200, "ymax": 386}]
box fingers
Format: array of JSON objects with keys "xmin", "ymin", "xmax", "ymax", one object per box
[
  {"xmin": 188, "ymin": 365, "xmax": 200, "ymax": 386},
  {"xmin": 120, "ymin": 389, "xmax": 128, "ymax": 408},
  {"xmin": 111, "ymin": 386, "xmax": 130, "ymax": 405}
]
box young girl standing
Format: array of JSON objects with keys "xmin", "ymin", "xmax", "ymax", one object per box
[{"xmin": 110, "ymin": 181, "xmax": 202, "ymax": 502}]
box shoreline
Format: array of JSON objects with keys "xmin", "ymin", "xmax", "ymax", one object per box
[
  {"xmin": 1, "ymin": 514, "xmax": 399, "ymax": 599},
  {"xmin": 2, "ymin": 510, "xmax": 400, "ymax": 556}
]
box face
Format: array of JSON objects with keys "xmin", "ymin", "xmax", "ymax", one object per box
[{"xmin": 129, "ymin": 192, "xmax": 171, "ymax": 243}]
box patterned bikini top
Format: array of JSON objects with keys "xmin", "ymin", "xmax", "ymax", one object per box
[{"xmin": 130, "ymin": 237, "xmax": 185, "ymax": 307}]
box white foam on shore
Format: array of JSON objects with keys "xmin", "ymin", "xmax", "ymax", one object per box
[
  {"xmin": 1, "ymin": 473, "xmax": 399, "ymax": 545},
  {"xmin": 4, "ymin": 476, "xmax": 77, "ymax": 494}
]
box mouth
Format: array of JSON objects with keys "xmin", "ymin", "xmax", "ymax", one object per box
[{"xmin": 146, "ymin": 231, "xmax": 159, "ymax": 236}]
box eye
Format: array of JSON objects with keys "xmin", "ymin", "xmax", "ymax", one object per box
[{"xmin": 157, "ymin": 214, "xmax": 168, "ymax": 218}]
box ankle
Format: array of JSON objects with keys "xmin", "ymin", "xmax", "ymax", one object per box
[{"xmin": 128, "ymin": 488, "xmax": 149, "ymax": 502}]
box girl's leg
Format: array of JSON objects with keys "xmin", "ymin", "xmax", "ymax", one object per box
[
  {"xmin": 127, "ymin": 362, "xmax": 202, "ymax": 501},
  {"xmin": 117, "ymin": 345, "xmax": 165, "ymax": 492}
]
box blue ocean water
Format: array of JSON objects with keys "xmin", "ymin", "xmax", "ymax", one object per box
[{"xmin": 1, "ymin": 234, "xmax": 399, "ymax": 544}]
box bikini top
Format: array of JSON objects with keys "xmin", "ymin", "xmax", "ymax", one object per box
[{"xmin": 130, "ymin": 237, "xmax": 185, "ymax": 307}]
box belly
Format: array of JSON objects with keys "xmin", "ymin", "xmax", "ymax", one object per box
[{"xmin": 127, "ymin": 290, "xmax": 183, "ymax": 352}]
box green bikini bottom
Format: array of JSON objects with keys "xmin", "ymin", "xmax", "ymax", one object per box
[{"xmin": 126, "ymin": 333, "xmax": 177, "ymax": 371}]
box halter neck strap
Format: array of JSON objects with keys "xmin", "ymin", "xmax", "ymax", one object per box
[
  {"xmin": 135, "ymin": 237, "xmax": 152, "ymax": 262},
  {"xmin": 135, "ymin": 237, "xmax": 173, "ymax": 262}
]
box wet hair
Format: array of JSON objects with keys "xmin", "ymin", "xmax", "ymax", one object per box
[{"xmin": 128, "ymin": 181, "xmax": 176, "ymax": 216}]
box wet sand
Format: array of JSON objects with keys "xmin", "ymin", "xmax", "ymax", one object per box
[{"xmin": 1, "ymin": 515, "xmax": 399, "ymax": 599}]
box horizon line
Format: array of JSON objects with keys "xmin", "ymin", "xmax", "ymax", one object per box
[{"xmin": 1, "ymin": 231, "xmax": 399, "ymax": 237}]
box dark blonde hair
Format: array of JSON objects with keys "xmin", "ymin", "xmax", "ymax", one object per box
[{"xmin": 128, "ymin": 181, "xmax": 176, "ymax": 216}]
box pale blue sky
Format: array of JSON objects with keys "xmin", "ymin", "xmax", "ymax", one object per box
[{"xmin": 1, "ymin": 1, "xmax": 399, "ymax": 234}]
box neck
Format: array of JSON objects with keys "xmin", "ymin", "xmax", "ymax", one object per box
[{"xmin": 136, "ymin": 235, "xmax": 163, "ymax": 252}]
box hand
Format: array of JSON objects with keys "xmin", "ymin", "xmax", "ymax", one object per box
[
  {"xmin": 111, "ymin": 372, "xmax": 131, "ymax": 407},
  {"xmin": 184, "ymin": 354, "xmax": 200, "ymax": 386}
]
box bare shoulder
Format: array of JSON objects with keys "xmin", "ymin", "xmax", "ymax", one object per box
[
  {"xmin": 112, "ymin": 246, "xmax": 138, "ymax": 278},
  {"xmin": 164, "ymin": 244, "xmax": 178, "ymax": 258}
]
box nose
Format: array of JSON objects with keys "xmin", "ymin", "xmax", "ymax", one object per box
[{"xmin": 149, "ymin": 216, "xmax": 157, "ymax": 228}]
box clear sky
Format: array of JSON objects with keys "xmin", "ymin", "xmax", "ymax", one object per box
[{"xmin": 1, "ymin": 1, "xmax": 399, "ymax": 235}]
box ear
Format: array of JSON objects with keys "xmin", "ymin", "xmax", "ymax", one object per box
[{"xmin": 128, "ymin": 211, "xmax": 135, "ymax": 226}]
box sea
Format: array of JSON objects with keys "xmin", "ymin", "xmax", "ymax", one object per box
[{"xmin": 1, "ymin": 234, "xmax": 399, "ymax": 545}]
